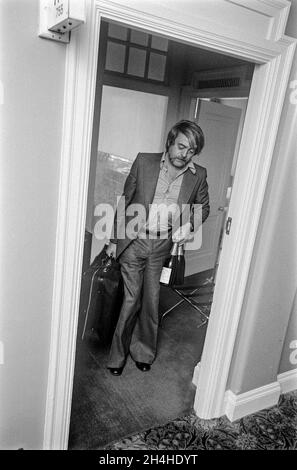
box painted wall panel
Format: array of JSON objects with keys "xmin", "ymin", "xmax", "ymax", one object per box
[
  {"xmin": 0, "ymin": 0, "xmax": 66, "ymax": 449},
  {"xmin": 227, "ymin": 0, "xmax": 297, "ymax": 394},
  {"xmin": 279, "ymin": 290, "xmax": 297, "ymax": 374}
]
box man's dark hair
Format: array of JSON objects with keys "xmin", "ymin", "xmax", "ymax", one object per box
[{"xmin": 165, "ymin": 120, "xmax": 205, "ymax": 155}]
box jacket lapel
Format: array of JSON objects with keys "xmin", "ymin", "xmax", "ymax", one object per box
[
  {"xmin": 177, "ymin": 169, "xmax": 197, "ymax": 208},
  {"xmin": 143, "ymin": 153, "xmax": 163, "ymax": 210}
]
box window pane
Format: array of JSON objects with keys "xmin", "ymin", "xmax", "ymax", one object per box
[
  {"xmin": 98, "ymin": 85, "xmax": 168, "ymax": 162},
  {"xmin": 127, "ymin": 47, "xmax": 147, "ymax": 77},
  {"xmin": 108, "ymin": 23, "xmax": 128, "ymax": 40},
  {"xmin": 148, "ymin": 53, "xmax": 167, "ymax": 81},
  {"xmin": 130, "ymin": 30, "xmax": 149, "ymax": 46},
  {"xmin": 151, "ymin": 36, "xmax": 168, "ymax": 51},
  {"xmin": 105, "ymin": 42, "xmax": 126, "ymax": 73}
]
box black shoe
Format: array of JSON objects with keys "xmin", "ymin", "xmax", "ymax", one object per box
[
  {"xmin": 108, "ymin": 367, "xmax": 124, "ymax": 376},
  {"xmin": 135, "ymin": 362, "xmax": 151, "ymax": 372}
]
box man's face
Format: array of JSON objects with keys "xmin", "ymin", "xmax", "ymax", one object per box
[{"xmin": 167, "ymin": 132, "xmax": 196, "ymax": 169}]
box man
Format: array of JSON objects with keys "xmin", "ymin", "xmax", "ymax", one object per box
[{"xmin": 106, "ymin": 120, "xmax": 209, "ymax": 375}]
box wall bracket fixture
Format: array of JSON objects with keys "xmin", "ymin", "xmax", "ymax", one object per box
[{"xmin": 38, "ymin": 0, "xmax": 85, "ymax": 44}]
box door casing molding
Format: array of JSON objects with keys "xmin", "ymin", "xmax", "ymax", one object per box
[{"xmin": 43, "ymin": 0, "xmax": 296, "ymax": 449}]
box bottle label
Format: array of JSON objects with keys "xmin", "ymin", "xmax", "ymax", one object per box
[{"xmin": 160, "ymin": 267, "xmax": 172, "ymax": 284}]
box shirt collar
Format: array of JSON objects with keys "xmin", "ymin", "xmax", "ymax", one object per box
[{"xmin": 160, "ymin": 152, "xmax": 196, "ymax": 174}]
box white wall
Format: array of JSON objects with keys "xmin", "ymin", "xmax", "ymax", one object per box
[
  {"xmin": 0, "ymin": 0, "xmax": 65, "ymax": 449},
  {"xmin": 227, "ymin": 0, "xmax": 297, "ymax": 394}
]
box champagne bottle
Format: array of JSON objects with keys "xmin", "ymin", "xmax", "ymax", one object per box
[
  {"xmin": 174, "ymin": 244, "xmax": 185, "ymax": 285},
  {"xmin": 160, "ymin": 242, "xmax": 178, "ymax": 286}
]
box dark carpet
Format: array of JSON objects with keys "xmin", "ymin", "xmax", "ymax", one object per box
[
  {"xmin": 105, "ymin": 391, "xmax": 297, "ymax": 450},
  {"xmin": 68, "ymin": 275, "xmax": 211, "ymax": 450}
]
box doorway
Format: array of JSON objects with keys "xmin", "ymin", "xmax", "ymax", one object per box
[
  {"xmin": 43, "ymin": 0, "xmax": 295, "ymax": 451},
  {"xmin": 68, "ymin": 19, "xmax": 254, "ymax": 449}
]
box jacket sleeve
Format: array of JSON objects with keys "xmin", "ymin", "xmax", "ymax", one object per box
[
  {"xmin": 109, "ymin": 154, "xmax": 139, "ymax": 243},
  {"xmin": 190, "ymin": 168, "xmax": 210, "ymax": 230}
]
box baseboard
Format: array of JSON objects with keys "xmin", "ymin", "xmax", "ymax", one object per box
[
  {"xmin": 224, "ymin": 382, "xmax": 281, "ymax": 422},
  {"xmin": 277, "ymin": 369, "xmax": 297, "ymax": 394},
  {"xmin": 192, "ymin": 362, "xmax": 201, "ymax": 387},
  {"xmin": 224, "ymin": 369, "xmax": 297, "ymax": 422}
]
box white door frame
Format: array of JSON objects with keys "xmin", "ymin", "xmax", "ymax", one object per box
[{"xmin": 43, "ymin": 0, "xmax": 296, "ymax": 449}]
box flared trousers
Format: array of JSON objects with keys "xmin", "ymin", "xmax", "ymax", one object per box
[{"xmin": 107, "ymin": 237, "xmax": 172, "ymax": 368}]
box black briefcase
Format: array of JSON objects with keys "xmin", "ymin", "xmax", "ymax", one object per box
[{"xmin": 79, "ymin": 245, "xmax": 123, "ymax": 345}]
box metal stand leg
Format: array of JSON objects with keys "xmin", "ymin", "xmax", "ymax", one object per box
[
  {"xmin": 174, "ymin": 288, "xmax": 210, "ymax": 322},
  {"xmin": 160, "ymin": 285, "xmax": 211, "ymax": 325}
]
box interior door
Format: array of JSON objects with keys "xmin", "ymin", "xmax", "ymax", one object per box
[{"xmin": 185, "ymin": 99, "xmax": 242, "ymax": 276}]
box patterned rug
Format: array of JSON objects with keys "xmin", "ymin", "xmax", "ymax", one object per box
[{"xmin": 105, "ymin": 391, "xmax": 297, "ymax": 450}]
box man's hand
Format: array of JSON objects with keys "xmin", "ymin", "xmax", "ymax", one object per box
[
  {"xmin": 172, "ymin": 222, "xmax": 192, "ymax": 245},
  {"xmin": 106, "ymin": 242, "xmax": 117, "ymax": 258}
]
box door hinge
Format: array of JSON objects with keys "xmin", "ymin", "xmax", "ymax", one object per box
[{"xmin": 225, "ymin": 217, "xmax": 232, "ymax": 235}]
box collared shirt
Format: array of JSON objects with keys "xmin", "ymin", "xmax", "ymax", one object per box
[{"xmin": 141, "ymin": 153, "xmax": 196, "ymax": 236}]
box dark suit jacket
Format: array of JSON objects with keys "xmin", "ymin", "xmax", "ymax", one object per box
[{"xmin": 110, "ymin": 152, "xmax": 210, "ymax": 259}]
